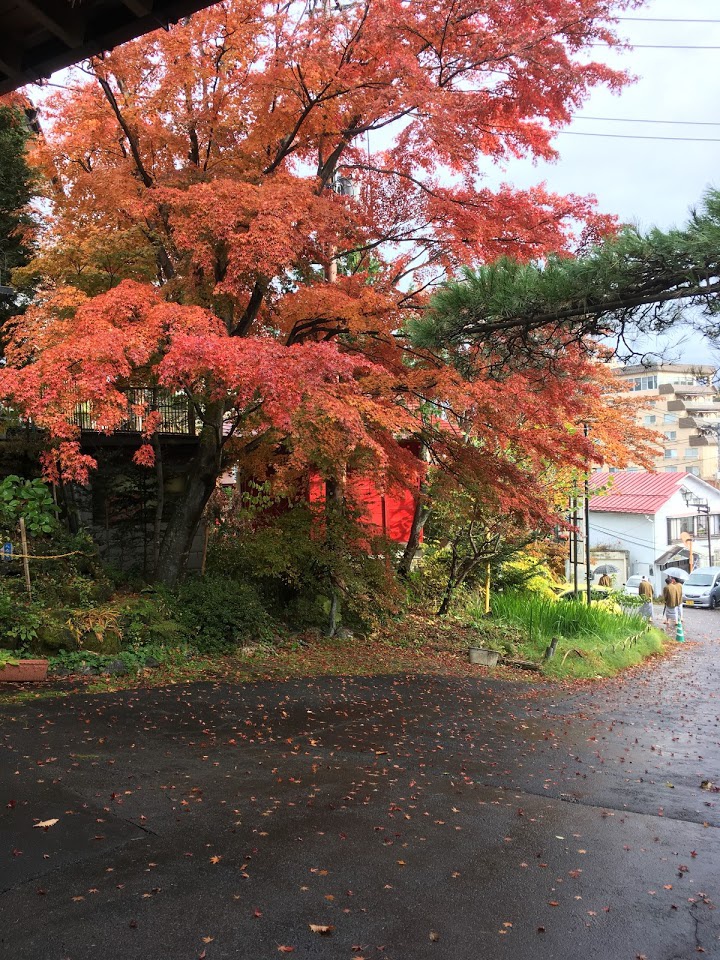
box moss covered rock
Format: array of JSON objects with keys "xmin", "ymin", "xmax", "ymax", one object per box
[
  {"xmin": 37, "ymin": 620, "xmax": 77, "ymax": 652},
  {"xmin": 79, "ymin": 626, "xmax": 122, "ymax": 654}
]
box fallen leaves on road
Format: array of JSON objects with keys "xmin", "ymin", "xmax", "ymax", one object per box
[{"xmin": 33, "ymin": 819, "xmax": 58, "ymax": 829}]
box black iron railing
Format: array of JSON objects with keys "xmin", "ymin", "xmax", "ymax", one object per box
[{"xmin": 72, "ymin": 388, "xmax": 197, "ymax": 436}]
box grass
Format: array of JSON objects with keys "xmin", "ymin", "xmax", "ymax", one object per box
[
  {"xmin": 0, "ymin": 598, "xmax": 672, "ymax": 702},
  {"xmin": 474, "ymin": 592, "xmax": 669, "ymax": 679}
]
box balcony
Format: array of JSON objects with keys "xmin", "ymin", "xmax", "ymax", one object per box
[{"xmin": 72, "ymin": 389, "xmax": 197, "ymax": 436}]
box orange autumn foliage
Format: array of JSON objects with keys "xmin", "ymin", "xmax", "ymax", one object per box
[{"xmin": 0, "ymin": 0, "xmax": 646, "ymax": 582}]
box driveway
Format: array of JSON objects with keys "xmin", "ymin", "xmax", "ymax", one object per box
[{"xmin": 1, "ymin": 608, "xmax": 719, "ymax": 960}]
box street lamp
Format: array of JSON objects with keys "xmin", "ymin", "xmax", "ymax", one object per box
[{"xmin": 681, "ymin": 488, "xmax": 713, "ymax": 568}]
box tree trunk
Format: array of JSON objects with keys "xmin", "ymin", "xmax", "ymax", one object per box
[
  {"xmin": 397, "ymin": 500, "xmax": 432, "ymax": 580},
  {"xmin": 325, "ymin": 473, "xmax": 344, "ymax": 636},
  {"xmin": 397, "ymin": 442, "xmax": 431, "ymax": 580},
  {"xmin": 437, "ymin": 543, "xmax": 459, "ymax": 616},
  {"xmin": 153, "ymin": 408, "xmax": 223, "ymax": 586}
]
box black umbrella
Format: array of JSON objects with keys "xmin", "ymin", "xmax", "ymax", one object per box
[{"xmin": 593, "ymin": 564, "xmax": 619, "ymax": 576}]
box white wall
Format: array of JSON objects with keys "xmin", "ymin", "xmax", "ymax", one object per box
[{"xmin": 588, "ymin": 511, "xmax": 656, "ymax": 585}]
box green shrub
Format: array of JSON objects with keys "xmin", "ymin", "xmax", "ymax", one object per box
[
  {"xmin": 208, "ymin": 503, "xmax": 400, "ymax": 632},
  {"xmin": 168, "ymin": 575, "xmax": 278, "ymax": 653},
  {"xmin": 0, "ymin": 475, "xmax": 59, "ymax": 537},
  {"xmin": 0, "ymin": 649, "xmax": 21, "ymax": 669},
  {"xmin": 406, "ymin": 544, "xmax": 472, "ymax": 613},
  {"xmin": 495, "ymin": 555, "xmax": 559, "ymax": 599},
  {"xmin": 48, "ymin": 643, "xmax": 182, "ymax": 675},
  {"xmin": 117, "ymin": 594, "xmax": 186, "ymax": 646},
  {"xmin": 0, "ymin": 583, "xmax": 41, "ymax": 649}
]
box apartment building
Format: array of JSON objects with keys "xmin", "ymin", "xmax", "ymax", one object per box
[{"xmin": 614, "ymin": 363, "xmax": 720, "ymax": 483}]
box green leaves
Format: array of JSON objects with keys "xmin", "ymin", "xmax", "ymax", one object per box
[{"xmin": 0, "ymin": 475, "xmax": 59, "ymax": 538}]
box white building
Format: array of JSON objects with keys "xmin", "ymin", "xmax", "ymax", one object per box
[
  {"xmin": 587, "ymin": 470, "xmax": 720, "ymax": 595},
  {"xmin": 612, "ymin": 362, "xmax": 720, "ymax": 481}
]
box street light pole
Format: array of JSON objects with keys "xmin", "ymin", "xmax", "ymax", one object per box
[{"xmin": 682, "ymin": 489, "xmax": 713, "ymax": 567}]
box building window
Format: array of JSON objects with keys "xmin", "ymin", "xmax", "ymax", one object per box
[
  {"xmin": 664, "ymin": 413, "xmax": 678, "ymax": 424},
  {"xmin": 664, "ymin": 430, "xmax": 677, "ymax": 440},
  {"xmin": 643, "ymin": 414, "xmax": 657, "ymax": 425},
  {"xmin": 664, "ymin": 449, "xmax": 678, "ymax": 459},
  {"xmin": 669, "ymin": 513, "xmax": 720, "ymax": 539},
  {"xmin": 688, "ymin": 466, "xmax": 701, "ymax": 477},
  {"xmin": 664, "ymin": 466, "xmax": 678, "ymax": 472},
  {"xmin": 684, "ymin": 449, "xmax": 699, "ymax": 460},
  {"xmin": 668, "ymin": 516, "xmax": 696, "ymax": 540},
  {"xmin": 628, "ymin": 374, "xmax": 658, "ymax": 391}
]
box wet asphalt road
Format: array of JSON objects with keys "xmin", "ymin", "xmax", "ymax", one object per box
[{"xmin": 1, "ymin": 607, "xmax": 719, "ymax": 960}]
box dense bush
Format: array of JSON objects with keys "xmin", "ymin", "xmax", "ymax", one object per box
[
  {"xmin": 167, "ymin": 575, "xmax": 278, "ymax": 653},
  {"xmin": 406, "ymin": 543, "xmax": 472, "ymax": 613},
  {"xmin": 208, "ymin": 502, "xmax": 400, "ymax": 632},
  {"xmin": 0, "ymin": 475, "xmax": 59, "ymax": 537},
  {"xmin": 48, "ymin": 643, "xmax": 180, "ymax": 675},
  {"xmin": 0, "ymin": 583, "xmax": 41, "ymax": 648},
  {"xmin": 493, "ymin": 554, "xmax": 559, "ymax": 599}
]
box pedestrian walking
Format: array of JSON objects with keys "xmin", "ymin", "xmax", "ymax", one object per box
[
  {"xmin": 598, "ymin": 573, "xmax": 612, "ymax": 587},
  {"xmin": 638, "ymin": 575, "xmax": 653, "ymax": 622},
  {"xmin": 662, "ymin": 576, "xmax": 683, "ymax": 629}
]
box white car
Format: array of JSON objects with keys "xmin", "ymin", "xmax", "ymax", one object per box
[{"xmin": 623, "ymin": 575, "xmax": 645, "ymax": 597}]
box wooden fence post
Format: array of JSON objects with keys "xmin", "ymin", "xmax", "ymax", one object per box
[{"xmin": 19, "ymin": 518, "xmax": 32, "ymax": 599}]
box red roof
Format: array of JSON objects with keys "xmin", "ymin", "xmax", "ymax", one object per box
[{"xmin": 588, "ymin": 471, "xmax": 686, "ymax": 514}]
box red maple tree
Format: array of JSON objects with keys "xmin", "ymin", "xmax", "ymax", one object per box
[{"xmin": 1, "ymin": 0, "xmax": 643, "ymax": 584}]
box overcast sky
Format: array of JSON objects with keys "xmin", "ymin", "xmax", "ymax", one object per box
[{"xmin": 499, "ymin": 0, "xmax": 720, "ymax": 364}]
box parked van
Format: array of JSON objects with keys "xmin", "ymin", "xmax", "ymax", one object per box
[{"xmin": 682, "ymin": 567, "xmax": 720, "ymax": 609}]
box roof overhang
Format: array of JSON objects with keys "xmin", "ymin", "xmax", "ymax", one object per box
[{"xmin": 0, "ymin": 0, "xmax": 219, "ymax": 94}]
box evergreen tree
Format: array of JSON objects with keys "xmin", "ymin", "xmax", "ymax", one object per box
[
  {"xmin": 412, "ymin": 188, "xmax": 720, "ymax": 363},
  {"xmin": 0, "ymin": 105, "xmax": 35, "ymax": 332}
]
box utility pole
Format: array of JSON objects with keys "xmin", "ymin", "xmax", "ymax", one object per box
[
  {"xmin": 584, "ymin": 424, "xmax": 592, "ymax": 605},
  {"xmin": 572, "ymin": 495, "xmax": 579, "ymax": 593},
  {"xmin": 682, "ymin": 489, "xmax": 713, "ymax": 566}
]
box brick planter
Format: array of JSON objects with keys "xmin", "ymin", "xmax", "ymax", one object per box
[{"xmin": 0, "ymin": 659, "xmax": 49, "ymax": 683}]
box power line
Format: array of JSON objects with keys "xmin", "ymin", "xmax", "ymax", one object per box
[
  {"xmin": 617, "ymin": 17, "xmax": 720, "ymax": 24},
  {"xmin": 579, "ymin": 115, "xmax": 720, "ymax": 128},
  {"xmin": 559, "ymin": 130, "xmax": 720, "ymax": 143},
  {"xmin": 591, "ymin": 42, "xmax": 720, "ymax": 49}
]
